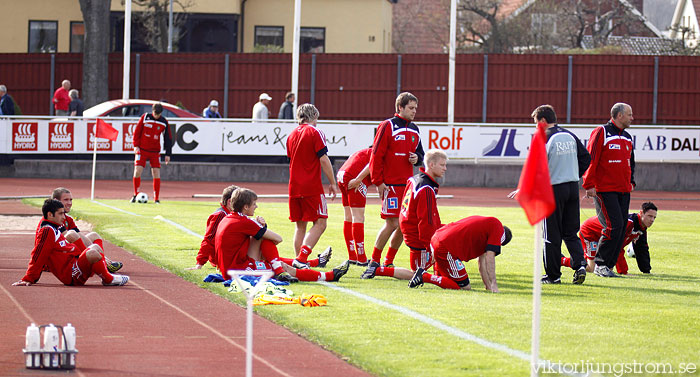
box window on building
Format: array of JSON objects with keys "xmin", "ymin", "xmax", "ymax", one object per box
[
  {"xmin": 70, "ymin": 22, "xmax": 85, "ymax": 53},
  {"xmin": 530, "ymin": 14, "xmax": 557, "ymax": 36},
  {"xmin": 28, "ymin": 21, "xmax": 58, "ymax": 53},
  {"xmin": 301, "ymin": 27, "xmax": 325, "ymax": 53},
  {"xmin": 254, "ymin": 26, "xmax": 284, "ymax": 52}
]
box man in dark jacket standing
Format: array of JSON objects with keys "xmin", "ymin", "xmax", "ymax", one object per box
[
  {"xmin": 582, "ymin": 102, "xmax": 635, "ymax": 278},
  {"xmin": 0, "ymin": 85, "xmax": 15, "ymax": 115},
  {"xmin": 278, "ymin": 92, "xmax": 295, "ymax": 119}
]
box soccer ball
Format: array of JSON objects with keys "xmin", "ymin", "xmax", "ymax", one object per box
[{"xmin": 136, "ymin": 192, "xmax": 149, "ymax": 203}]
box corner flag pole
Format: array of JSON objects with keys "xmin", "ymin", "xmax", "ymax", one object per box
[
  {"xmin": 531, "ymin": 220, "xmax": 544, "ymax": 376},
  {"xmin": 90, "ymin": 122, "xmax": 97, "ymax": 200}
]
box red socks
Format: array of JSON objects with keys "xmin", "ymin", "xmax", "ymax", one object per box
[
  {"xmin": 297, "ymin": 245, "xmax": 312, "ymax": 263},
  {"xmin": 343, "ymin": 221, "xmax": 357, "ymax": 260},
  {"xmin": 353, "ymin": 223, "xmax": 367, "ymax": 263},
  {"xmin": 375, "ymin": 266, "xmax": 394, "ymax": 277},
  {"xmin": 384, "ymin": 247, "xmax": 399, "ymax": 266},
  {"xmin": 561, "ymin": 256, "xmax": 571, "ymax": 268},
  {"xmin": 93, "ymin": 238, "xmax": 104, "ymax": 249},
  {"xmin": 154, "ymin": 178, "xmax": 161, "ymax": 201},
  {"xmin": 422, "ymin": 272, "xmax": 461, "ymax": 289},
  {"xmin": 91, "ymin": 255, "xmax": 114, "ymax": 283},
  {"xmin": 259, "ymin": 240, "xmax": 284, "ymax": 275},
  {"xmin": 371, "ymin": 247, "xmax": 383, "ymax": 264},
  {"xmin": 133, "ymin": 177, "xmax": 141, "ymax": 196},
  {"xmin": 295, "ymin": 269, "xmax": 333, "ymax": 281}
]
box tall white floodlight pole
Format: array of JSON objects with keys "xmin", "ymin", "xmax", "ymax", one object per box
[
  {"xmin": 447, "ymin": 0, "xmax": 457, "ymax": 125},
  {"xmin": 291, "ymin": 0, "xmax": 301, "ymax": 110},
  {"xmin": 123, "ymin": 0, "xmax": 132, "ymax": 99},
  {"xmin": 168, "ymin": 0, "xmax": 173, "ymax": 53}
]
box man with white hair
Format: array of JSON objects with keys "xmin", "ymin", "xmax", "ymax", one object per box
[
  {"xmin": 69, "ymin": 89, "xmax": 84, "ymax": 116},
  {"xmin": 53, "ymin": 79, "xmax": 71, "ymax": 116},
  {"xmin": 252, "ymin": 93, "xmax": 272, "ymax": 119},
  {"xmin": 203, "ymin": 100, "xmax": 221, "ymax": 118},
  {"xmin": 0, "ymin": 85, "xmax": 15, "ymax": 115}
]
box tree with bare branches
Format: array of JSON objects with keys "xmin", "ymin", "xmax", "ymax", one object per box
[{"xmin": 126, "ymin": 0, "xmax": 193, "ymax": 52}]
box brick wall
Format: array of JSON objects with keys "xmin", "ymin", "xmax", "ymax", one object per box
[{"xmin": 392, "ymin": 0, "xmax": 450, "ymax": 53}]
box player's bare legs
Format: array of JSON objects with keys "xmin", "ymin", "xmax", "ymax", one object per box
[
  {"xmin": 293, "ymin": 218, "xmax": 328, "ymax": 269},
  {"xmin": 303, "ymin": 217, "xmax": 327, "ymax": 251},
  {"xmin": 293, "ymin": 221, "xmax": 308, "ymax": 256},
  {"xmin": 371, "ymin": 217, "xmax": 399, "ymax": 263}
]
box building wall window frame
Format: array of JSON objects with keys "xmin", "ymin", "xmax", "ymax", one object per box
[
  {"xmin": 28, "ymin": 20, "xmax": 58, "ymax": 53},
  {"xmin": 254, "ymin": 25, "xmax": 284, "ymax": 52},
  {"xmin": 300, "ymin": 27, "xmax": 325, "ymax": 53},
  {"xmin": 70, "ymin": 21, "xmax": 85, "ymax": 53}
]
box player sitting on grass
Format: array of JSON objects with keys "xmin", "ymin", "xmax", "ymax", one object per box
[
  {"xmin": 563, "ymin": 202, "xmax": 657, "ymax": 275},
  {"xmin": 408, "ymin": 216, "xmax": 512, "ymax": 292},
  {"xmin": 215, "ymin": 188, "xmax": 348, "ymax": 283},
  {"xmin": 187, "ymin": 185, "xmax": 331, "ymax": 271},
  {"xmin": 337, "ymin": 147, "xmax": 372, "ymax": 266},
  {"xmin": 46, "ymin": 187, "xmax": 123, "ymax": 273},
  {"xmin": 13, "ymin": 199, "xmax": 129, "ymax": 287}
]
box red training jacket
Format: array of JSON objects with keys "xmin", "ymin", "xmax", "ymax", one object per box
[
  {"xmin": 133, "ymin": 113, "xmax": 173, "ymax": 156},
  {"xmin": 582, "ymin": 121, "xmax": 635, "ymax": 192},
  {"xmin": 370, "ymin": 114, "xmax": 425, "ymax": 186},
  {"xmin": 399, "ymin": 169, "xmax": 442, "ymax": 250}
]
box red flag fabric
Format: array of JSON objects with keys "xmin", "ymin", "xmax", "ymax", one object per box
[
  {"xmin": 515, "ymin": 121, "xmax": 555, "ymax": 225},
  {"xmin": 95, "ymin": 118, "xmax": 119, "ymax": 141}
]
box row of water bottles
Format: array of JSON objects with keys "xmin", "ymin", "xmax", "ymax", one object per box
[{"xmin": 24, "ymin": 323, "xmax": 78, "ymax": 369}]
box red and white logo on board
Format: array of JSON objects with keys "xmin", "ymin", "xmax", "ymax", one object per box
[
  {"xmin": 123, "ymin": 123, "xmax": 137, "ymax": 150},
  {"xmin": 12, "ymin": 122, "xmax": 38, "ymax": 151},
  {"xmin": 86, "ymin": 123, "xmax": 113, "ymax": 151},
  {"xmin": 48, "ymin": 122, "xmax": 74, "ymax": 151}
]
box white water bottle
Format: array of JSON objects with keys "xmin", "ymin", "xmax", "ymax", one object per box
[
  {"xmin": 25, "ymin": 323, "xmax": 40, "ymax": 368},
  {"xmin": 43, "ymin": 324, "xmax": 59, "ymax": 368},
  {"xmin": 62, "ymin": 323, "xmax": 76, "ymax": 367}
]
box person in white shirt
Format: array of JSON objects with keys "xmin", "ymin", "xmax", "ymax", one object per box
[{"xmin": 252, "ymin": 93, "xmax": 272, "ymax": 119}]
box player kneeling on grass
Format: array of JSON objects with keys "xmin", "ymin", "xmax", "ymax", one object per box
[
  {"xmin": 563, "ymin": 202, "xmax": 657, "ymax": 275},
  {"xmin": 49, "ymin": 187, "xmax": 123, "ymax": 273},
  {"xmin": 408, "ymin": 216, "xmax": 511, "ymax": 292},
  {"xmin": 215, "ymin": 188, "xmax": 349, "ymax": 284},
  {"xmin": 12, "ymin": 199, "xmax": 129, "ymax": 287}
]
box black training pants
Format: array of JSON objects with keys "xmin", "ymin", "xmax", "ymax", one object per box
[
  {"xmin": 594, "ymin": 191, "xmax": 631, "ymax": 269},
  {"xmin": 543, "ymin": 181, "xmax": 586, "ymax": 280}
]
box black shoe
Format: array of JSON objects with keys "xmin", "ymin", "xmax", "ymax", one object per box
[
  {"xmin": 541, "ymin": 275, "xmax": 561, "ymax": 284},
  {"xmin": 274, "ymin": 272, "xmax": 299, "ymax": 283},
  {"xmin": 330, "ymin": 261, "xmax": 351, "ymax": 282},
  {"xmin": 356, "ymin": 260, "xmax": 369, "ymax": 267},
  {"xmin": 572, "ymin": 267, "xmax": 586, "ymax": 285},
  {"xmin": 382, "ymin": 263, "xmax": 395, "ymax": 268},
  {"xmin": 317, "ymin": 247, "xmax": 332, "ymax": 268},
  {"xmin": 154, "ymin": 199, "xmax": 161, "ymax": 204},
  {"xmin": 107, "ymin": 261, "xmax": 123, "ymax": 273},
  {"xmin": 360, "ymin": 261, "xmax": 380, "ymax": 279},
  {"xmin": 408, "ymin": 268, "xmax": 425, "ymax": 288},
  {"xmin": 130, "ymin": 195, "xmax": 137, "ymax": 203}
]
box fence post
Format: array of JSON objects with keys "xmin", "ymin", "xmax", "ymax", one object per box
[
  {"xmin": 134, "ymin": 54, "xmax": 140, "ymax": 99},
  {"xmin": 653, "ymin": 56, "xmax": 659, "ymax": 124},
  {"xmin": 50, "ymin": 54, "xmax": 56, "ymax": 116},
  {"xmin": 224, "ymin": 54, "xmax": 230, "ymax": 118},
  {"xmin": 482, "ymin": 54, "xmax": 488, "ymax": 123},
  {"xmin": 310, "ymin": 54, "xmax": 317, "ymax": 104},
  {"xmin": 567, "ymin": 55, "xmax": 573, "ymax": 124},
  {"xmin": 396, "ymin": 54, "xmax": 402, "ymax": 96}
]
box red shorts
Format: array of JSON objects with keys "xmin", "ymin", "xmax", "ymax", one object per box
[
  {"xmin": 432, "ymin": 245, "xmax": 470, "ymax": 285},
  {"xmin": 380, "ymin": 185, "xmax": 404, "ymax": 219},
  {"xmin": 409, "ymin": 248, "xmax": 433, "ymax": 271},
  {"xmin": 289, "ymin": 194, "xmax": 328, "ymax": 222},
  {"xmin": 70, "ymin": 249, "xmax": 95, "ymax": 286},
  {"xmin": 581, "ymin": 237, "xmax": 598, "ymax": 260},
  {"xmin": 338, "ymin": 181, "xmax": 368, "ymax": 208},
  {"xmin": 135, "ymin": 150, "xmax": 161, "ymax": 168}
]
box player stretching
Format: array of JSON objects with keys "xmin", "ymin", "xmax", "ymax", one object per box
[
  {"xmin": 337, "ymin": 147, "xmax": 372, "ymax": 266},
  {"xmin": 131, "ymin": 103, "xmax": 172, "ymax": 204},
  {"xmin": 362, "ymin": 92, "xmax": 425, "ymax": 278},
  {"xmin": 215, "ymin": 188, "xmax": 349, "ymax": 283},
  {"xmin": 286, "ymin": 104, "xmax": 338, "ymax": 269},
  {"xmin": 13, "ymin": 199, "xmax": 129, "ymax": 287}
]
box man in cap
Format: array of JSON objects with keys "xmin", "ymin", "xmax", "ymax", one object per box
[{"xmin": 252, "ymin": 93, "xmax": 272, "ymax": 119}]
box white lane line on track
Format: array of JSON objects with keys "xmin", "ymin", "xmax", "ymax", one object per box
[
  {"xmin": 91, "ymin": 206, "xmax": 580, "ymax": 376},
  {"xmin": 128, "ymin": 279, "xmax": 292, "ymax": 377}
]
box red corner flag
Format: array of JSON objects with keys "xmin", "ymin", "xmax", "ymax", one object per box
[
  {"xmin": 515, "ymin": 121, "xmax": 555, "ymax": 225},
  {"xmin": 95, "ymin": 118, "xmax": 119, "ymax": 141}
]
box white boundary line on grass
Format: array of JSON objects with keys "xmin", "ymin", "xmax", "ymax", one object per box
[
  {"xmin": 91, "ymin": 200, "xmax": 142, "ymax": 217},
  {"xmin": 90, "ymin": 206, "xmax": 581, "ymax": 377}
]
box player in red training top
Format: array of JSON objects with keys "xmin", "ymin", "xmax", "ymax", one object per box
[
  {"xmin": 131, "ymin": 102, "xmax": 173, "ymax": 204},
  {"xmin": 186, "ymin": 185, "xmax": 238, "ymax": 270},
  {"xmin": 365, "ymin": 92, "xmax": 425, "ymax": 275},
  {"xmin": 408, "ymin": 216, "xmax": 512, "ymax": 292},
  {"xmin": 286, "ymin": 103, "xmax": 338, "ymax": 269},
  {"xmin": 13, "ymin": 199, "xmax": 129, "ymax": 287},
  {"xmin": 337, "ymin": 147, "xmax": 372, "ymax": 266},
  {"xmin": 215, "ymin": 188, "xmax": 349, "ymax": 283},
  {"xmin": 563, "ymin": 202, "xmax": 657, "ymax": 275},
  {"xmin": 362, "ymin": 149, "xmax": 447, "ymax": 281},
  {"xmin": 44, "ymin": 187, "xmax": 123, "ymax": 273}
]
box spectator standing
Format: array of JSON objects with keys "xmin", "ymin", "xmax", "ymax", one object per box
[
  {"xmin": 582, "ymin": 102, "xmax": 636, "ymax": 278},
  {"xmin": 278, "ymin": 92, "xmax": 295, "ymax": 119},
  {"xmin": 252, "ymin": 93, "xmax": 272, "ymax": 119},
  {"xmin": 69, "ymin": 89, "xmax": 84, "ymax": 116},
  {"xmin": 0, "ymin": 85, "xmax": 15, "ymax": 115},
  {"xmin": 53, "ymin": 80, "xmax": 71, "ymax": 116},
  {"xmin": 204, "ymin": 100, "xmax": 222, "ymax": 118}
]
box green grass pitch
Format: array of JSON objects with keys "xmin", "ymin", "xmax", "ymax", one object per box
[{"xmin": 25, "ymin": 198, "xmax": 700, "ymax": 376}]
